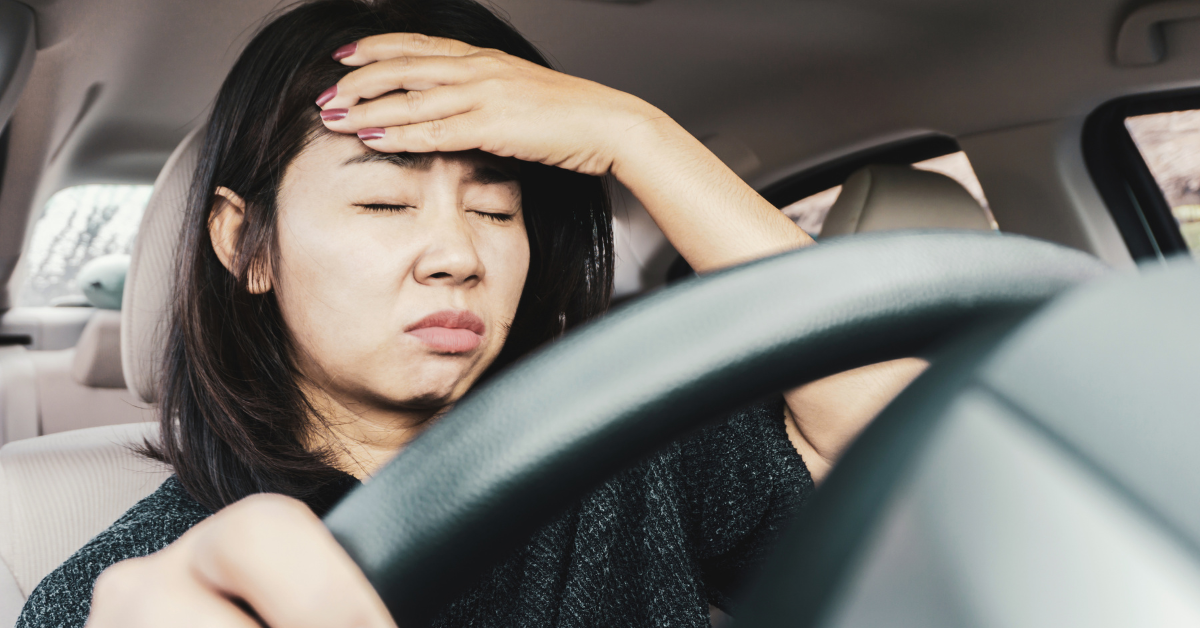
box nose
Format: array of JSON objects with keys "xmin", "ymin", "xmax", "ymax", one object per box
[{"xmin": 413, "ymin": 208, "xmax": 485, "ymax": 287}]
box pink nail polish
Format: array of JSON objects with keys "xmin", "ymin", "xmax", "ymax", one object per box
[
  {"xmin": 333, "ymin": 42, "xmax": 358, "ymax": 61},
  {"xmin": 357, "ymin": 128, "xmax": 386, "ymax": 141},
  {"xmin": 315, "ymin": 85, "xmax": 338, "ymax": 107},
  {"xmin": 320, "ymin": 108, "xmax": 348, "ymax": 122}
]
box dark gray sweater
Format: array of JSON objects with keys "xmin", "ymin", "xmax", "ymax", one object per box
[{"xmin": 17, "ymin": 399, "xmax": 812, "ymax": 627}]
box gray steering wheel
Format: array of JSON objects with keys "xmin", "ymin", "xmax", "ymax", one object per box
[{"xmin": 323, "ymin": 231, "xmax": 1108, "ymax": 626}]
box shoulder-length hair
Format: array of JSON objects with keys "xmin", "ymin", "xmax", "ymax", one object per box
[{"xmin": 147, "ymin": 0, "xmax": 613, "ymax": 512}]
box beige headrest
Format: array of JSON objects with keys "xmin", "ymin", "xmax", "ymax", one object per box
[
  {"xmin": 821, "ymin": 164, "xmax": 994, "ymax": 237},
  {"xmin": 71, "ymin": 310, "xmax": 125, "ymax": 389},
  {"xmin": 121, "ymin": 127, "xmax": 203, "ymax": 404}
]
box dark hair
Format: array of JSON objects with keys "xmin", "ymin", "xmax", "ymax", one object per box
[{"xmin": 147, "ymin": 0, "xmax": 613, "ymax": 512}]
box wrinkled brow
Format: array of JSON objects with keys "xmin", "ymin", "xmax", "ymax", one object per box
[
  {"xmin": 342, "ymin": 151, "xmax": 519, "ymax": 185},
  {"xmin": 342, "ymin": 152, "xmax": 435, "ymax": 170}
]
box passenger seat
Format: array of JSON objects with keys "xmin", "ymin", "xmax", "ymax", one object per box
[{"xmin": 820, "ymin": 163, "xmax": 995, "ymax": 236}]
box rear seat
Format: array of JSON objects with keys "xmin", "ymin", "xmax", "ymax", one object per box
[
  {"xmin": 0, "ymin": 261, "xmax": 152, "ymax": 446},
  {"xmin": 26, "ymin": 310, "xmax": 150, "ymax": 437}
]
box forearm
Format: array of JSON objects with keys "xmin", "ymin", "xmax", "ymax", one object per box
[
  {"xmin": 782, "ymin": 357, "xmax": 929, "ymax": 484},
  {"xmin": 610, "ymin": 114, "xmax": 813, "ymax": 273}
]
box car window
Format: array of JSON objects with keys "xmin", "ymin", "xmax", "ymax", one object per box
[
  {"xmin": 1123, "ymin": 109, "xmax": 1200, "ymax": 258},
  {"xmin": 780, "ymin": 151, "xmax": 994, "ymax": 236},
  {"xmin": 16, "ymin": 184, "xmax": 152, "ymax": 307}
]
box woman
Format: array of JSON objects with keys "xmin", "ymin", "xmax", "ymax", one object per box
[{"xmin": 18, "ymin": 0, "xmax": 925, "ymax": 626}]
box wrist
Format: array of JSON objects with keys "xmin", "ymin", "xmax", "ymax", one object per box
[{"xmin": 607, "ymin": 101, "xmax": 685, "ymax": 182}]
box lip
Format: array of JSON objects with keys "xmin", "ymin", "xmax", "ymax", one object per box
[{"xmin": 405, "ymin": 309, "xmax": 486, "ymax": 354}]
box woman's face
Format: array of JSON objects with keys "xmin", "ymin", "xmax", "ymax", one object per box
[{"xmin": 268, "ymin": 133, "xmax": 529, "ymax": 417}]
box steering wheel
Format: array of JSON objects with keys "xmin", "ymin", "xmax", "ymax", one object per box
[{"xmin": 323, "ymin": 231, "xmax": 1108, "ymax": 626}]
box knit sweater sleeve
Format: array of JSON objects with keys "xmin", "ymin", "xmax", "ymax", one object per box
[
  {"xmin": 676, "ymin": 396, "xmax": 815, "ymax": 611},
  {"xmin": 15, "ymin": 476, "xmax": 212, "ymax": 628}
]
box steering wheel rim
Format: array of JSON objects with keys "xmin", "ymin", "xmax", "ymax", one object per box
[{"xmin": 324, "ymin": 231, "xmax": 1109, "ymax": 626}]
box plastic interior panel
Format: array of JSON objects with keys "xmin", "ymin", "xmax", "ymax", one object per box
[
  {"xmin": 0, "ymin": 1, "xmax": 35, "ymax": 131},
  {"xmin": 818, "ymin": 389, "xmax": 1200, "ymax": 628},
  {"xmin": 979, "ymin": 257, "xmax": 1200, "ymax": 554}
]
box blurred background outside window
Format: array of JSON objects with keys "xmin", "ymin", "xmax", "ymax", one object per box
[
  {"xmin": 15, "ymin": 185, "xmax": 151, "ymax": 306},
  {"xmin": 780, "ymin": 151, "xmax": 995, "ymax": 236},
  {"xmin": 1125, "ymin": 109, "xmax": 1200, "ymax": 258}
]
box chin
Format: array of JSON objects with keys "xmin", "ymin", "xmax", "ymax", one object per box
[{"xmin": 366, "ymin": 374, "xmax": 468, "ymax": 412}]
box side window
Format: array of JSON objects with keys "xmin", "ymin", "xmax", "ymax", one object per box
[
  {"xmin": 16, "ymin": 184, "xmax": 152, "ymax": 306},
  {"xmin": 1124, "ymin": 109, "xmax": 1200, "ymax": 257},
  {"xmin": 779, "ymin": 151, "xmax": 993, "ymax": 236}
]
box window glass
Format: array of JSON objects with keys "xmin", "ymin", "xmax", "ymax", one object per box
[
  {"xmin": 17, "ymin": 185, "xmax": 152, "ymax": 306},
  {"xmin": 780, "ymin": 151, "xmax": 994, "ymax": 236},
  {"xmin": 1124, "ymin": 109, "xmax": 1200, "ymax": 257}
]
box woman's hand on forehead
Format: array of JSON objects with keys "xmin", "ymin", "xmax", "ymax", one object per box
[{"xmin": 315, "ymin": 32, "xmax": 667, "ymax": 177}]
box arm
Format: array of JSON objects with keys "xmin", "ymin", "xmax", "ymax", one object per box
[
  {"xmin": 607, "ymin": 116, "xmax": 929, "ymax": 484},
  {"xmin": 320, "ymin": 33, "xmax": 926, "ymax": 485},
  {"xmin": 86, "ymin": 493, "xmax": 397, "ymax": 628},
  {"xmin": 598, "ymin": 113, "xmax": 930, "ymax": 484}
]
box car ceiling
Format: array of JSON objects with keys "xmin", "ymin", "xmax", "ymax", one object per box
[{"xmin": 3, "ymin": 0, "xmax": 1200, "ymax": 306}]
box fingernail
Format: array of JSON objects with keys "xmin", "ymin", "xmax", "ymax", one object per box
[
  {"xmin": 315, "ymin": 85, "xmax": 338, "ymax": 107},
  {"xmin": 357, "ymin": 128, "xmax": 386, "ymax": 141},
  {"xmin": 320, "ymin": 108, "xmax": 348, "ymax": 122},
  {"xmin": 333, "ymin": 42, "xmax": 358, "ymax": 61}
]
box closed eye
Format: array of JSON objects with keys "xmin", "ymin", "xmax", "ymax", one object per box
[
  {"xmin": 472, "ymin": 210, "xmax": 516, "ymax": 223},
  {"xmin": 356, "ymin": 203, "xmax": 413, "ymax": 213}
]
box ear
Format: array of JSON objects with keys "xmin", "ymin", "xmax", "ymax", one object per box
[{"xmin": 209, "ymin": 186, "xmax": 273, "ymax": 294}]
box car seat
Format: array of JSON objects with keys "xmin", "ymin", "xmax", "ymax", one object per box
[
  {"xmin": 665, "ymin": 162, "xmax": 994, "ymax": 283},
  {"xmin": 0, "ymin": 126, "xmax": 201, "ymax": 626},
  {"xmin": 819, "ymin": 163, "xmax": 995, "ymax": 237},
  {"xmin": 0, "ymin": 261, "xmax": 153, "ymax": 446}
]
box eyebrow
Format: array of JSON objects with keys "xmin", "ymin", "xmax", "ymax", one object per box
[{"xmin": 342, "ymin": 152, "xmax": 519, "ymax": 185}]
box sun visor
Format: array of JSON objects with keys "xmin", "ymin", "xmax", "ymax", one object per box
[{"xmin": 0, "ymin": 0, "xmax": 35, "ymax": 130}]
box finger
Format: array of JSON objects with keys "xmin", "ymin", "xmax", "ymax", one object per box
[
  {"xmin": 335, "ymin": 32, "xmax": 481, "ymax": 66},
  {"xmin": 191, "ymin": 494, "xmax": 396, "ymax": 628},
  {"xmin": 321, "ymin": 85, "xmax": 479, "ymax": 133},
  {"xmin": 320, "ymin": 55, "xmax": 485, "ymax": 109},
  {"xmin": 356, "ymin": 112, "xmax": 487, "ymax": 154},
  {"xmin": 88, "ymin": 558, "xmax": 263, "ymax": 628}
]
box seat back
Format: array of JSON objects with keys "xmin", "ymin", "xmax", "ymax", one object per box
[
  {"xmin": 0, "ymin": 124, "xmax": 202, "ymax": 624},
  {"xmin": 0, "ymin": 423, "xmax": 170, "ymax": 624},
  {"xmin": 820, "ymin": 163, "xmax": 995, "ymax": 237}
]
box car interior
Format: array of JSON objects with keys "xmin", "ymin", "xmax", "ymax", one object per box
[{"xmin": 1, "ymin": 0, "xmax": 1199, "ymax": 625}]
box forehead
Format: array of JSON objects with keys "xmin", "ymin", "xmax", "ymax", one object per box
[{"xmin": 297, "ymin": 133, "xmax": 520, "ymax": 181}]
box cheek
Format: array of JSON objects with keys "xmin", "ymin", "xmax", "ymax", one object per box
[
  {"xmin": 482, "ymin": 227, "xmax": 531, "ymax": 321},
  {"xmin": 272, "ymin": 211, "xmax": 412, "ymax": 354}
]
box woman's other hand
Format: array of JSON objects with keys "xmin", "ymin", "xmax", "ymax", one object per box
[
  {"xmin": 86, "ymin": 494, "xmax": 396, "ymax": 628},
  {"xmin": 317, "ymin": 33, "xmax": 663, "ymax": 177}
]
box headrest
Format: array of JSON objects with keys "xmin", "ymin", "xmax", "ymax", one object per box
[
  {"xmin": 72, "ymin": 309, "xmax": 125, "ymax": 389},
  {"xmin": 121, "ymin": 127, "xmax": 203, "ymax": 403},
  {"xmin": 77, "ymin": 255, "xmax": 130, "ymax": 310},
  {"xmin": 820, "ymin": 164, "xmax": 995, "ymax": 237}
]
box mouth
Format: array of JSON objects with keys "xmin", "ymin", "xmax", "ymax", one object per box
[{"xmin": 405, "ymin": 309, "xmax": 486, "ymax": 354}]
